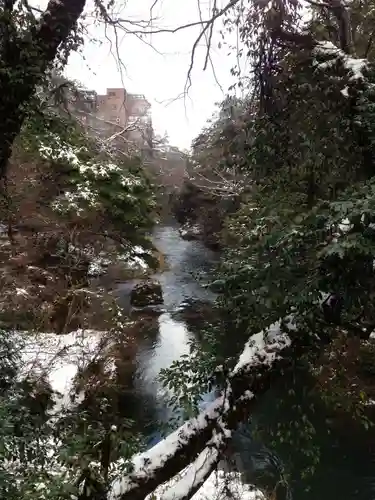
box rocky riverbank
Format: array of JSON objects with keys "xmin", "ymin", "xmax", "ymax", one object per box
[{"xmin": 171, "ymin": 180, "xmax": 240, "ymax": 250}]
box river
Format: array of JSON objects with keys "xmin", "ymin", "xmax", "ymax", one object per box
[
  {"xmin": 121, "ymin": 223, "xmax": 375, "ymax": 500},
  {"xmin": 114, "ymin": 224, "xmax": 219, "ymax": 444}
]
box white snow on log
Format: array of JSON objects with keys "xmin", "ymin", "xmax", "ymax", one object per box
[
  {"xmin": 151, "ymin": 442, "xmax": 220, "ymax": 500},
  {"xmin": 192, "ymin": 470, "xmax": 265, "ymax": 500},
  {"xmin": 149, "ymin": 468, "xmax": 265, "ymax": 500},
  {"xmin": 232, "ymin": 321, "xmax": 292, "ymax": 375},
  {"xmin": 194, "ymin": 470, "xmax": 265, "ymax": 500},
  {"xmin": 109, "ymin": 396, "xmax": 229, "ymax": 499},
  {"xmin": 109, "ymin": 315, "xmax": 291, "ymax": 500},
  {"xmin": 110, "ymin": 320, "xmax": 292, "ymax": 499},
  {"xmin": 146, "ymin": 417, "xmax": 263, "ymax": 500},
  {"xmin": 109, "ymin": 315, "xmax": 296, "ymax": 500}
]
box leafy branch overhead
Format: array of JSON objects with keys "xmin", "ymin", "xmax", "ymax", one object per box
[{"xmin": 18, "ymin": 98, "xmax": 157, "ymax": 260}]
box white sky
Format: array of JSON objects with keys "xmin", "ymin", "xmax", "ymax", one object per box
[{"xmin": 62, "ymin": 0, "xmax": 244, "ymax": 150}]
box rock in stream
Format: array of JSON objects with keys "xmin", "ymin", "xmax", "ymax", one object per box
[{"xmin": 130, "ymin": 279, "xmax": 164, "ymax": 308}]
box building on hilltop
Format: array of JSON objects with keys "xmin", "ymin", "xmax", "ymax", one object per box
[
  {"xmin": 96, "ymin": 88, "xmax": 127, "ymax": 127},
  {"xmin": 96, "ymin": 88, "xmax": 151, "ymax": 129},
  {"xmin": 69, "ymin": 86, "xmax": 153, "ymax": 154},
  {"xmin": 126, "ymin": 93, "xmax": 151, "ymax": 118}
]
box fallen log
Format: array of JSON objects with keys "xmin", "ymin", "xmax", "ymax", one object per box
[{"xmin": 108, "ymin": 322, "xmax": 293, "ymax": 500}]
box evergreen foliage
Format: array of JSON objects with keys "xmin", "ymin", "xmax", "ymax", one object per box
[{"xmin": 168, "ymin": 0, "xmax": 375, "ymax": 490}]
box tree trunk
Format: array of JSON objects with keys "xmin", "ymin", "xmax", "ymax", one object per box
[{"xmin": 0, "ymin": 0, "xmax": 86, "ymax": 179}]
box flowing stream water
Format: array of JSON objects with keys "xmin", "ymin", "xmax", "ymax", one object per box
[{"xmin": 118, "ymin": 223, "xmax": 375, "ymax": 500}]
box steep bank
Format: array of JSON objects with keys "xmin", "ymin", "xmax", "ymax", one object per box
[{"xmin": 171, "ymin": 181, "xmax": 240, "ymax": 250}]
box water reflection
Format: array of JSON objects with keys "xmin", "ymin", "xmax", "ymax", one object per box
[
  {"xmin": 152, "ymin": 224, "xmax": 218, "ymax": 310},
  {"xmin": 117, "ymin": 224, "xmax": 219, "ymax": 446},
  {"xmin": 133, "ymin": 312, "xmax": 193, "ymax": 443},
  {"xmin": 128, "ymin": 224, "xmax": 218, "ymax": 418},
  {"xmin": 136, "ymin": 313, "xmax": 192, "ymax": 387}
]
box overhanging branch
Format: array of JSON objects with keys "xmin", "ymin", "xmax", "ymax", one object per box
[{"xmin": 106, "ymin": 325, "xmax": 293, "ymax": 500}]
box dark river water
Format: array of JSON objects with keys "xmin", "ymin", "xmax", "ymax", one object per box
[{"xmin": 117, "ymin": 223, "xmax": 375, "ymax": 500}]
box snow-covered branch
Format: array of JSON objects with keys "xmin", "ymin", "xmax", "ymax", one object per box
[
  {"xmin": 106, "ymin": 321, "xmax": 293, "ymax": 500},
  {"xmin": 312, "ymin": 41, "xmax": 368, "ymax": 80},
  {"xmin": 108, "ymin": 395, "xmax": 230, "ymax": 500},
  {"xmin": 148, "ymin": 439, "xmax": 222, "ymax": 500}
]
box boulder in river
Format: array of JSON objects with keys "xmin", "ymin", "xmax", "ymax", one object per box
[
  {"xmin": 130, "ymin": 279, "xmax": 163, "ymax": 307},
  {"xmin": 179, "ymin": 222, "xmax": 203, "ymax": 241}
]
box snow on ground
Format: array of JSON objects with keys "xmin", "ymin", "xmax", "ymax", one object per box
[
  {"xmin": 88, "ymin": 256, "xmax": 112, "ymax": 276},
  {"xmin": 118, "ymin": 245, "xmax": 152, "ymax": 270},
  {"xmin": 19, "ymin": 329, "xmax": 104, "ymax": 409},
  {"xmin": 88, "ymin": 250, "xmax": 150, "ymax": 277},
  {"xmin": 88, "ymin": 244, "xmax": 152, "ymax": 277},
  {"xmin": 129, "ymin": 255, "xmax": 148, "ymax": 269}
]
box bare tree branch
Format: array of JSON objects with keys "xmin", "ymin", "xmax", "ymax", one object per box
[
  {"xmin": 196, "ymin": 0, "xmax": 222, "ymax": 90},
  {"xmin": 185, "ymin": 0, "xmax": 240, "ymax": 93},
  {"xmin": 203, "ymin": 0, "xmax": 217, "ymax": 71}
]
